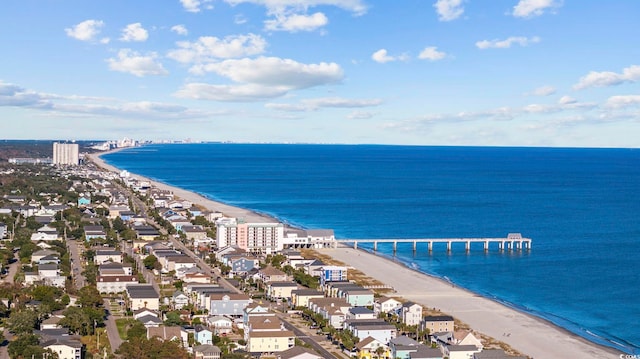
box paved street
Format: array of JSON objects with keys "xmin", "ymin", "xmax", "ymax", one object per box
[
  {"xmin": 103, "ymin": 298, "xmax": 123, "ymax": 353},
  {"xmin": 66, "ymin": 238, "xmax": 87, "ymax": 290}
]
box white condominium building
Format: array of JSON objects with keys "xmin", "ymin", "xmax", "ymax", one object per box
[
  {"xmin": 52, "ymin": 142, "xmax": 79, "ymax": 165},
  {"xmin": 215, "ymin": 217, "xmax": 284, "ymax": 254}
]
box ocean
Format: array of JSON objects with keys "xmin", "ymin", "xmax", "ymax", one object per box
[{"xmin": 102, "ymin": 143, "xmax": 640, "ymax": 354}]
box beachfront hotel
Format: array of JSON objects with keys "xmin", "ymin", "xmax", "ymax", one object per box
[
  {"xmin": 215, "ymin": 217, "xmax": 284, "ymax": 255},
  {"xmin": 52, "ymin": 142, "xmax": 79, "ymax": 165}
]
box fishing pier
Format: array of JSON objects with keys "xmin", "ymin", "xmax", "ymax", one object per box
[{"xmin": 337, "ymin": 233, "xmax": 531, "ymax": 253}]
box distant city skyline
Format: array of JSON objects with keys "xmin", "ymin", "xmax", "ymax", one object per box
[{"xmin": 1, "ymin": 1, "xmax": 640, "ymax": 147}]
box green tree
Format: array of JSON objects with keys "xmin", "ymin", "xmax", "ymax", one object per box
[
  {"xmin": 78, "ymin": 285, "xmax": 103, "ymax": 308},
  {"xmin": 7, "ymin": 334, "xmax": 39, "ymax": 358},
  {"xmin": 143, "ymin": 255, "xmax": 158, "ymax": 270},
  {"xmin": 116, "ymin": 337, "xmax": 189, "ymax": 359},
  {"xmin": 126, "ymin": 321, "xmax": 147, "ymax": 339},
  {"xmin": 6, "ymin": 309, "xmax": 38, "ymax": 335},
  {"xmin": 59, "ymin": 306, "xmax": 91, "ymax": 335},
  {"xmin": 164, "ymin": 311, "xmax": 183, "ymax": 326}
]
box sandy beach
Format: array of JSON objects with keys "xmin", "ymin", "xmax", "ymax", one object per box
[
  {"xmin": 320, "ymin": 246, "xmax": 620, "ymax": 359},
  {"xmin": 87, "ymin": 149, "xmax": 621, "ymax": 359}
]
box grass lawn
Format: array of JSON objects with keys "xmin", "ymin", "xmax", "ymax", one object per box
[{"xmin": 115, "ymin": 318, "xmax": 136, "ymax": 340}]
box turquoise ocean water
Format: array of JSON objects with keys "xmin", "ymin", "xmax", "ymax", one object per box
[{"xmin": 103, "ymin": 143, "xmax": 640, "ymax": 354}]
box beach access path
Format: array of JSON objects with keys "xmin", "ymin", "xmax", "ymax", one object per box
[
  {"xmin": 87, "ymin": 150, "xmax": 620, "ymax": 359},
  {"xmin": 320, "ymin": 246, "xmax": 619, "ymax": 359}
]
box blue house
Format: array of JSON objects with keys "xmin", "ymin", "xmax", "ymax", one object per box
[
  {"xmin": 195, "ymin": 324, "xmax": 213, "ymax": 345},
  {"xmin": 77, "ymin": 196, "xmax": 91, "ymax": 206}
]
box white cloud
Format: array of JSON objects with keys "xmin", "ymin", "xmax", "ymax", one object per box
[
  {"xmin": 264, "ymin": 12, "xmax": 328, "ymax": 32},
  {"xmin": 175, "ymin": 57, "xmax": 344, "ymax": 102},
  {"xmin": 371, "ymin": 49, "xmax": 408, "ymax": 63},
  {"xmin": 107, "ymin": 49, "xmax": 168, "ymax": 77},
  {"xmin": 529, "ymin": 85, "xmax": 556, "ymax": 96},
  {"xmin": 234, "ymin": 14, "xmax": 248, "ymax": 24},
  {"xmin": 120, "ymin": 23, "xmax": 149, "ymax": 42},
  {"xmin": 0, "ymin": 80, "xmax": 209, "ymax": 120},
  {"xmin": 171, "ymin": 25, "xmax": 189, "ymax": 36},
  {"xmin": 418, "ymin": 46, "xmax": 447, "ymax": 61},
  {"xmin": 573, "ymin": 65, "xmax": 640, "ymax": 90},
  {"xmin": 266, "ymin": 97, "xmax": 382, "ymax": 111},
  {"xmin": 224, "ymin": 0, "xmax": 368, "ymax": 16},
  {"xmin": 167, "ymin": 34, "xmax": 267, "ymax": 66},
  {"xmin": 512, "ymin": 0, "xmax": 562, "ymax": 18},
  {"xmin": 194, "ymin": 56, "xmax": 343, "ymax": 88},
  {"xmin": 605, "ymin": 95, "xmax": 640, "ymax": 109},
  {"xmin": 558, "ymin": 95, "xmax": 576, "ymax": 105},
  {"xmin": 180, "ymin": 0, "xmax": 213, "ymax": 13},
  {"xmin": 175, "ymin": 83, "xmax": 290, "ymax": 102},
  {"xmin": 433, "ymin": 0, "xmax": 464, "ymax": 21},
  {"xmin": 476, "ymin": 36, "xmax": 540, "ymax": 49},
  {"xmin": 65, "ymin": 20, "xmax": 105, "ymax": 42},
  {"xmin": 347, "ymin": 111, "xmax": 374, "ymax": 119}
]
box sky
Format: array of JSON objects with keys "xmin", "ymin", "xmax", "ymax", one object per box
[{"xmin": 1, "ymin": 0, "xmax": 640, "ymax": 147}]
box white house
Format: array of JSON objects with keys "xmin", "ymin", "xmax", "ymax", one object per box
[{"xmin": 374, "ymin": 297, "xmax": 402, "ymax": 315}]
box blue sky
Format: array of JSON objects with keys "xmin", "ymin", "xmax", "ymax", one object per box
[{"xmin": 1, "ymin": 0, "xmax": 640, "ymax": 147}]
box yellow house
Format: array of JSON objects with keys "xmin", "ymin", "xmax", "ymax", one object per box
[
  {"xmin": 354, "ymin": 336, "xmax": 391, "ymax": 359},
  {"xmin": 247, "ymin": 330, "xmax": 295, "ymax": 353}
]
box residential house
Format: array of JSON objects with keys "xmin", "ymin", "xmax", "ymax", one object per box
[
  {"xmin": 183, "ymin": 272, "xmax": 212, "ymax": 284},
  {"xmin": 0, "ymin": 222, "xmax": 6, "ymax": 239},
  {"xmin": 77, "ymin": 196, "xmax": 91, "ymax": 206},
  {"xmin": 243, "ymin": 303, "xmax": 271, "ymax": 328},
  {"xmin": 246, "ymin": 315, "xmax": 283, "ymax": 341},
  {"xmin": 195, "ymin": 324, "xmax": 213, "ymax": 345},
  {"xmin": 389, "ymin": 336, "xmax": 422, "ymax": 359},
  {"xmin": 109, "ymin": 205, "xmax": 131, "ymax": 219},
  {"xmin": 94, "ymin": 249, "xmax": 122, "ymax": 265},
  {"xmin": 277, "ymin": 346, "xmax": 324, "ymax": 359},
  {"xmin": 136, "ymin": 314, "xmax": 163, "ymax": 328},
  {"xmin": 193, "ymin": 344, "xmax": 222, "ymax": 359},
  {"xmin": 276, "ymin": 347, "xmax": 324, "ymax": 359},
  {"xmin": 99, "ymin": 262, "xmax": 133, "ymax": 276},
  {"xmin": 354, "ymin": 336, "xmax": 391, "ymax": 359},
  {"xmin": 31, "ymin": 249, "xmax": 58, "ymax": 264},
  {"xmin": 84, "ymin": 225, "xmax": 106, "ymax": 241},
  {"xmin": 172, "ymin": 291, "xmax": 189, "ymax": 310},
  {"xmin": 454, "ymin": 331, "xmax": 483, "ymax": 350},
  {"xmin": 30, "ymin": 225, "xmax": 59, "ymax": 242},
  {"xmin": 126, "ymin": 284, "xmax": 160, "ymax": 310},
  {"xmin": 374, "ymin": 297, "xmax": 402, "ymax": 316},
  {"xmin": 181, "ymin": 225, "xmax": 208, "ymax": 241},
  {"xmin": 259, "ymin": 266, "xmax": 289, "ymax": 283},
  {"xmin": 347, "ymin": 307, "xmax": 376, "ymax": 320},
  {"xmin": 133, "ymin": 308, "xmax": 159, "ymax": 320},
  {"xmin": 147, "ymin": 326, "xmax": 184, "ymax": 345},
  {"xmin": 247, "ymin": 330, "xmax": 295, "ymax": 354},
  {"xmin": 344, "ymin": 319, "xmax": 397, "ymax": 345},
  {"xmin": 291, "ymin": 289, "xmax": 325, "ymax": 308},
  {"xmin": 443, "ymin": 345, "xmax": 481, "ymax": 359},
  {"xmin": 209, "ymin": 293, "xmax": 251, "ymax": 317},
  {"xmin": 267, "ymin": 282, "xmax": 299, "ymax": 301},
  {"xmin": 304, "ymin": 259, "xmax": 326, "ymax": 277},
  {"xmin": 308, "ymin": 297, "xmax": 351, "ymax": 329},
  {"xmin": 320, "ymin": 266, "xmax": 348, "ymax": 286},
  {"xmin": 422, "ymin": 316, "xmax": 455, "ymax": 334},
  {"xmin": 97, "ymin": 275, "xmax": 138, "ymax": 294},
  {"xmin": 400, "ymin": 302, "xmax": 423, "ymax": 327},
  {"xmin": 229, "ymin": 256, "xmax": 259, "ymax": 275},
  {"xmin": 134, "ymin": 225, "xmax": 160, "ymax": 241},
  {"xmin": 41, "ymin": 338, "xmax": 83, "ymax": 359},
  {"xmin": 206, "ymin": 316, "xmax": 233, "ymax": 336},
  {"xmin": 342, "ymin": 287, "xmax": 375, "ymax": 307}
]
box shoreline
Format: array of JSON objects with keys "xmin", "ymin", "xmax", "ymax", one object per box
[{"xmin": 87, "ymin": 147, "xmax": 625, "ymax": 359}]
